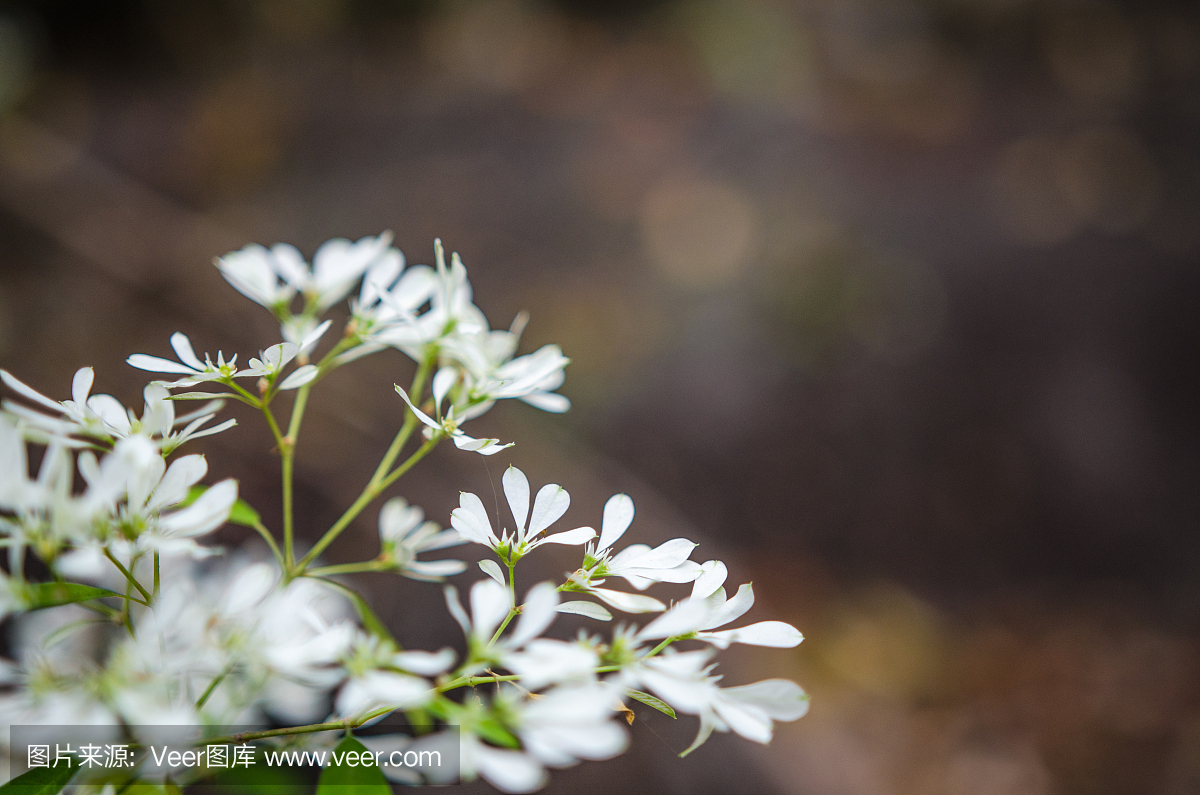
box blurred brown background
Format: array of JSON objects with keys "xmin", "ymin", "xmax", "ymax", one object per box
[{"xmin": 1, "ymin": 0, "xmax": 1199, "ymax": 793}]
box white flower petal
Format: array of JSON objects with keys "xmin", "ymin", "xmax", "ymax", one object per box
[
  {"xmin": 393, "ymin": 648, "xmax": 457, "ymax": 676},
  {"xmin": 556, "ymin": 601, "xmax": 612, "ymax": 621},
  {"xmin": 479, "ymin": 559, "xmax": 507, "ymax": 586},
  {"xmin": 470, "ymin": 578, "xmax": 511, "ymax": 642},
  {"xmin": 691, "ymin": 560, "xmax": 728, "ymax": 599},
  {"xmin": 126, "ymin": 354, "xmax": 199, "ymax": 375},
  {"xmin": 170, "ymin": 333, "xmax": 206, "ymax": 371},
  {"xmin": 698, "ymin": 621, "xmax": 803, "ymax": 649},
  {"xmin": 279, "ymin": 365, "xmax": 318, "ymax": 390},
  {"xmin": 598, "ymin": 493, "xmax": 634, "ymax": 552},
  {"xmin": 502, "ymin": 466, "xmax": 531, "ymax": 533},
  {"xmin": 159, "ymin": 478, "xmax": 237, "ymax": 537},
  {"xmin": 71, "ymin": 367, "xmax": 94, "ymax": 407},
  {"xmin": 588, "ymin": 588, "xmax": 665, "ymax": 613},
  {"xmin": 534, "ymin": 526, "xmax": 595, "ymax": 547},
  {"xmin": 403, "ymin": 559, "xmax": 467, "ymax": 580},
  {"xmin": 450, "ymin": 492, "xmax": 498, "ymax": 547},
  {"xmin": 527, "ymin": 483, "xmax": 569, "ymax": 536},
  {"xmin": 506, "ymin": 581, "xmax": 558, "ymax": 649},
  {"xmin": 706, "ymin": 583, "xmax": 755, "ymax": 629}
]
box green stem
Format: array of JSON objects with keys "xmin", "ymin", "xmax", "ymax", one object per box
[
  {"xmin": 293, "ymin": 437, "xmax": 439, "ymax": 573},
  {"xmin": 197, "ymin": 706, "xmax": 394, "ymax": 747},
  {"xmin": 368, "ymin": 355, "xmax": 434, "ymax": 490},
  {"xmin": 305, "ymin": 559, "xmax": 388, "ymax": 577},
  {"xmin": 104, "ymin": 548, "xmax": 152, "ymax": 604},
  {"xmin": 250, "ymin": 520, "xmax": 284, "ymax": 567},
  {"xmin": 196, "ymin": 664, "xmax": 235, "ymax": 709},
  {"xmin": 226, "ymin": 380, "xmax": 264, "ymax": 408},
  {"xmin": 152, "ymin": 552, "xmax": 160, "ymax": 599},
  {"xmin": 277, "ymin": 336, "xmax": 359, "ymax": 574},
  {"xmin": 281, "ymin": 384, "xmax": 309, "ymax": 570},
  {"xmin": 260, "ymin": 404, "xmax": 285, "ymax": 448},
  {"xmin": 438, "ymin": 673, "xmax": 523, "ymax": 692},
  {"xmin": 641, "ymin": 637, "xmax": 678, "ymax": 659}
]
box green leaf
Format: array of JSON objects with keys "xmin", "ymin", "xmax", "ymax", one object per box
[
  {"xmin": 0, "ymin": 759, "xmax": 78, "ymax": 795},
  {"xmin": 316, "ymin": 737, "xmax": 391, "ymax": 795},
  {"xmin": 184, "ymin": 486, "xmax": 261, "ymax": 528},
  {"xmin": 625, "ymin": 689, "xmax": 677, "ymax": 719},
  {"xmin": 473, "ymin": 717, "xmax": 520, "ymax": 749},
  {"xmin": 24, "ymin": 582, "xmax": 123, "ymax": 610},
  {"xmin": 165, "ymin": 392, "xmax": 229, "ymax": 401}
]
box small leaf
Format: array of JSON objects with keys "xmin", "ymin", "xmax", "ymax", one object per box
[
  {"xmin": 625, "ymin": 689, "xmax": 676, "ymax": 719},
  {"xmin": 316, "ymin": 737, "xmax": 391, "ymax": 795},
  {"xmin": 24, "ymin": 582, "xmax": 123, "ymax": 610},
  {"xmin": 0, "ymin": 758, "xmax": 78, "ymax": 795},
  {"xmin": 165, "ymin": 392, "xmax": 229, "ymax": 401},
  {"xmin": 184, "ymin": 486, "xmax": 261, "ymax": 528},
  {"xmin": 474, "ymin": 717, "xmax": 520, "ymax": 750},
  {"xmin": 556, "ymin": 600, "xmax": 612, "ymax": 621}
]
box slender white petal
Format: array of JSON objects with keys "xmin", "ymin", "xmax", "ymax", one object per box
[
  {"xmin": 126, "ymin": 354, "xmax": 198, "ymax": 375},
  {"xmin": 502, "ymin": 466, "xmax": 531, "ymax": 534},
  {"xmin": 598, "ymin": 493, "xmax": 634, "ymax": 552},
  {"xmin": 279, "ymin": 365, "xmax": 318, "ymax": 390},
  {"xmin": 556, "ymin": 601, "xmax": 612, "ymax": 621},
  {"xmin": 588, "ymin": 588, "xmax": 665, "ymax": 613},
  {"xmin": 479, "ymin": 559, "xmax": 506, "ymax": 586},
  {"xmin": 470, "ymin": 579, "xmax": 511, "ymax": 642},
  {"xmin": 506, "ymin": 582, "xmax": 558, "ymax": 649},
  {"xmin": 533, "ymin": 526, "xmax": 595, "ymax": 547},
  {"xmin": 698, "ymin": 621, "xmax": 803, "ymax": 649}
]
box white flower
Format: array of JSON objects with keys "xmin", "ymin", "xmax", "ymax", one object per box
[
  {"xmin": 1, "ymin": 368, "xmax": 235, "ymax": 450},
  {"xmin": 217, "ymin": 233, "xmax": 394, "ymax": 315},
  {"xmin": 443, "ymin": 579, "xmax": 559, "ymax": 661},
  {"xmin": 334, "ymin": 633, "xmax": 453, "ymax": 718},
  {"xmin": 450, "ymin": 466, "xmax": 595, "ymax": 559},
  {"xmin": 502, "ymin": 639, "xmax": 600, "ymax": 692},
  {"xmin": 636, "ymin": 581, "xmax": 803, "ymax": 650},
  {"xmin": 377, "ymin": 497, "xmax": 466, "ymax": 580},
  {"xmin": 510, "ymin": 683, "xmax": 628, "ymax": 767},
  {"xmin": 439, "ymin": 319, "xmax": 571, "ymax": 419},
  {"xmin": 623, "ymin": 649, "xmax": 809, "ymax": 755},
  {"xmin": 560, "ymin": 493, "xmax": 701, "ymax": 615},
  {"xmin": 460, "ymin": 682, "xmax": 629, "ymax": 793},
  {"xmin": 373, "ymin": 239, "xmax": 488, "ymax": 359},
  {"xmin": 395, "ymin": 379, "xmax": 512, "ymax": 456},
  {"xmin": 128, "ymin": 331, "xmax": 326, "ymax": 390}
]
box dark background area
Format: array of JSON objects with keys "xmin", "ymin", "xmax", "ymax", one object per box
[{"xmin": 1, "ymin": 0, "xmax": 1199, "ymax": 793}]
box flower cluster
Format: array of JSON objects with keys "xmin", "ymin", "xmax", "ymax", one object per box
[{"xmin": 0, "ymin": 234, "xmax": 807, "ymax": 794}]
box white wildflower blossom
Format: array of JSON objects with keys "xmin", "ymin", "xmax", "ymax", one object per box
[
  {"xmin": 377, "ymin": 497, "xmax": 466, "ymax": 580},
  {"xmin": 560, "ymin": 493, "xmax": 701, "ymax": 614},
  {"xmin": 637, "ymin": 582, "xmax": 803, "ymax": 650},
  {"xmin": 1, "ymin": 368, "xmax": 234, "ymax": 450},
  {"xmin": 450, "ymin": 466, "xmax": 594, "ymax": 560},
  {"xmin": 128, "ymin": 330, "xmax": 326, "ymax": 390},
  {"xmin": 395, "ymin": 378, "xmax": 512, "ymax": 456},
  {"xmin": 622, "ymin": 649, "xmax": 808, "ymax": 755}
]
